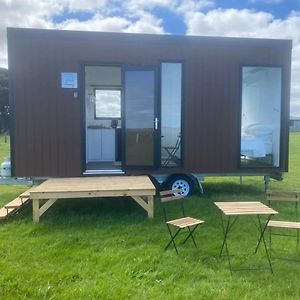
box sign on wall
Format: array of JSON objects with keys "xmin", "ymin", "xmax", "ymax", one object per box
[{"xmin": 61, "ymin": 72, "xmax": 78, "ymax": 88}]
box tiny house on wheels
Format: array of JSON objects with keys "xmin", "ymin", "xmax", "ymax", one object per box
[{"xmin": 7, "ymin": 28, "xmax": 292, "ymax": 195}]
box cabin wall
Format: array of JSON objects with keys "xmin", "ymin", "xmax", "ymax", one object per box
[{"xmin": 8, "ymin": 29, "xmax": 291, "ymax": 177}]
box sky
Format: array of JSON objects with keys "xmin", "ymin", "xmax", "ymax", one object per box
[{"xmin": 1, "ymin": 0, "xmax": 300, "ymax": 116}]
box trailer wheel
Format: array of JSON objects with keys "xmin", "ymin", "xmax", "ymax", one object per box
[{"xmin": 166, "ymin": 175, "xmax": 194, "ymax": 196}]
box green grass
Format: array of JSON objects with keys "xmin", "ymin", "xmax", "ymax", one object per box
[
  {"xmin": 0, "ymin": 133, "xmax": 300, "ymax": 299},
  {"xmin": 0, "ymin": 134, "xmax": 10, "ymax": 163}
]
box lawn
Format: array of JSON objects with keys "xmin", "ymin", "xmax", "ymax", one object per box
[
  {"xmin": 0, "ymin": 134, "xmax": 10, "ymax": 164},
  {"xmin": 0, "ymin": 133, "xmax": 299, "ymax": 299}
]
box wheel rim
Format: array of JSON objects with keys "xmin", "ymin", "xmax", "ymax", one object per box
[{"xmin": 171, "ymin": 179, "xmax": 190, "ymax": 196}]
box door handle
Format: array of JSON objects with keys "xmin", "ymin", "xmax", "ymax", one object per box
[{"xmin": 154, "ymin": 117, "xmax": 159, "ymax": 130}]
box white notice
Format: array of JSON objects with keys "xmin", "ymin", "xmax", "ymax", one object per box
[{"xmin": 61, "ymin": 72, "xmax": 78, "ymax": 88}]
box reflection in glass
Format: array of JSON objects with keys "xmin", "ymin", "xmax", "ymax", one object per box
[
  {"xmin": 240, "ymin": 66, "xmax": 282, "ymax": 167},
  {"xmin": 85, "ymin": 66, "xmax": 121, "ymax": 86},
  {"xmin": 124, "ymin": 70, "xmax": 155, "ymax": 166},
  {"xmin": 95, "ymin": 89, "xmax": 121, "ymax": 119},
  {"xmin": 161, "ymin": 63, "xmax": 182, "ymax": 167}
]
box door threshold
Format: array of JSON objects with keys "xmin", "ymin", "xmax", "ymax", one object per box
[{"xmin": 83, "ymin": 169, "xmax": 125, "ymax": 175}]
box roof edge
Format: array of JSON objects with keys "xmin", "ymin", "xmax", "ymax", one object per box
[{"xmin": 6, "ymin": 27, "xmax": 293, "ymax": 49}]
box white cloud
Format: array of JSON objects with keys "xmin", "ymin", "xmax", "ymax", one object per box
[
  {"xmin": 185, "ymin": 9, "xmax": 274, "ymax": 36},
  {"xmin": 176, "ymin": 0, "xmax": 215, "ymax": 15},
  {"xmin": 291, "ymin": 102, "xmax": 300, "ymax": 118},
  {"xmin": 124, "ymin": 0, "xmax": 175, "ymax": 12},
  {"xmin": 60, "ymin": 0, "xmax": 107, "ymax": 12},
  {"xmin": 57, "ymin": 12, "xmax": 164, "ymax": 34},
  {"xmin": 181, "ymin": 8, "xmax": 300, "ymax": 116},
  {"xmin": 0, "ymin": 0, "xmax": 63, "ymax": 19},
  {"xmin": 125, "ymin": 12, "xmax": 164, "ymax": 34},
  {"xmin": 57, "ymin": 14, "xmax": 131, "ymax": 32}
]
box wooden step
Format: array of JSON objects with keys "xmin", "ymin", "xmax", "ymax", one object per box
[
  {"xmin": 0, "ymin": 207, "xmax": 15, "ymax": 219},
  {"xmin": 0, "ymin": 188, "xmax": 34, "ymax": 220},
  {"xmin": 19, "ymin": 187, "xmax": 36, "ymax": 199},
  {"xmin": 4, "ymin": 197, "xmax": 30, "ymax": 209}
]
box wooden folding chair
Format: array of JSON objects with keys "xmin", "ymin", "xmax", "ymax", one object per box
[
  {"xmin": 160, "ymin": 189, "xmax": 204, "ymax": 254},
  {"xmin": 162, "ymin": 135, "xmax": 181, "ymax": 167},
  {"xmin": 266, "ymin": 190, "xmax": 300, "ymax": 260}
]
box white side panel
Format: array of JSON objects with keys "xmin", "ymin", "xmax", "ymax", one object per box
[
  {"xmin": 101, "ymin": 129, "xmax": 115, "ymax": 161},
  {"xmin": 87, "ymin": 129, "xmax": 102, "ymax": 161}
]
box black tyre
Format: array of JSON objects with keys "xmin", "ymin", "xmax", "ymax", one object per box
[{"xmin": 148, "ymin": 175, "xmax": 161, "ymax": 196}]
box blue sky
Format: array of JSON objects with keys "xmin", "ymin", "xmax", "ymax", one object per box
[
  {"xmin": 152, "ymin": 6, "xmax": 187, "ymax": 35},
  {"xmin": 0, "ymin": 0, "xmax": 300, "ymax": 115}
]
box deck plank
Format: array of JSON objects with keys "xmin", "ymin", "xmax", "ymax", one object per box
[{"xmin": 30, "ymin": 176, "xmax": 156, "ymax": 199}]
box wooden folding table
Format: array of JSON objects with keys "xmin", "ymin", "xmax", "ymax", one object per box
[{"xmin": 215, "ymin": 201, "xmax": 278, "ymax": 274}]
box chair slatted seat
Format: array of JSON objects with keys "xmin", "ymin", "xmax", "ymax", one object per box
[
  {"xmin": 160, "ymin": 189, "xmax": 204, "ymax": 254},
  {"xmin": 167, "ymin": 217, "xmax": 204, "ymax": 228},
  {"xmin": 268, "ymin": 220, "xmax": 300, "ymax": 229}
]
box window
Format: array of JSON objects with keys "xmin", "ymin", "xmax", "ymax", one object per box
[
  {"xmin": 161, "ymin": 63, "xmax": 182, "ymax": 167},
  {"xmin": 95, "ymin": 89, "xmax": 121, "ymax": 119},
  {"xmin": 240, "ymin": 66, "xmax": 282, "ymax": 168},
  {"xmin": 85, "ymin": 66, "xmax": 122, "ymax": 120}
]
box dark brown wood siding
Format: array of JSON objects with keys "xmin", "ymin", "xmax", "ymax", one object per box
[{"xmin": 7, "ymin": 28, "xmax": 292, "ymax": 177}]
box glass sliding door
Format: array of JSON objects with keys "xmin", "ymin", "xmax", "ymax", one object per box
[
  {"xmin": 161, "ymin": 62, "xmax": 182, "ymax": 167},
  {"xmin": 84, "ymin": 65, "xmax": 122, "ymax": 172},
  {"xmin": 240, "ymin": 66, "xmax": 282, "ymax": 167},
  {"xmin": 124, "ymin": 68, "xmax": 157, "ymax": 167}
]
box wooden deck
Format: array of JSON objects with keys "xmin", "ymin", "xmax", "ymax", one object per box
[{"xmin": 30, "ymin": 176, "xmax": 156, "ymax": 222}]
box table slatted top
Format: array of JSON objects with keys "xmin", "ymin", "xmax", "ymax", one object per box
[{"xmin": 214, "ymin": 201, "xmax": 278, "ymax": 216}]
